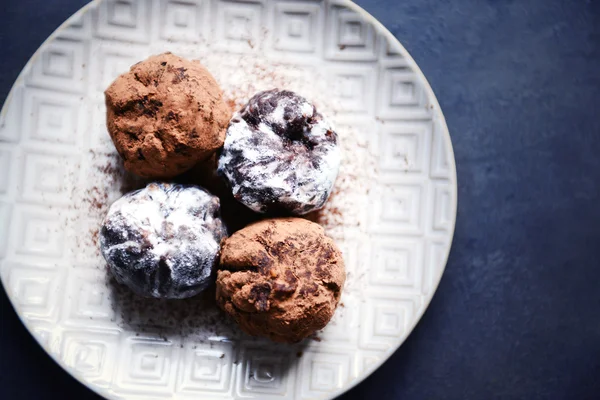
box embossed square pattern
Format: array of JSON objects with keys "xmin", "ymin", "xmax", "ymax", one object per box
[{"xmin": 0, "ymin": 1, "xmax": 456, "ymax": 399}]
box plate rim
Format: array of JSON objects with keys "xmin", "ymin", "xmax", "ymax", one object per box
[{"xmin": 0, "ymin": 0, "xmax": 458, "ymax": 399}]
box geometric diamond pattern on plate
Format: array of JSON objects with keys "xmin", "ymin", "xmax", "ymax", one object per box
[
  {"xmin": 0, "ymin": 148, "xmax": 12, "ymax": 194},
  {"xmin": 296, "ymin": 349, "xmax": 354, "ymax": 400},
  {"xmin": 90, "ymin": 42, "xmax": 147, "ymax": 96},
  {"xmin": 327, "ymin": 65, "xmax": 376, "ymax": 115},
  {"xmin": 0, "ymin": 202, "xmax": 11, "ymax": 257},
  {"xmin": 95, "ymin": 0, "xmax": 151, "ymax": 43},
  {"xmin": 337, "ymin": 237, "xmax": 360, "ymax": 275},
  {"xmin": 3, "ymin": 262, "xmax": 63, "ymax": 322},
  {"xmin": 432, "ymin": 181, "xmax": 454, "ymax": 233},
  {"xmin": 13, "ymin": 205, "xmax": 67, "ymax": 259},
  {"xmin": 356, "ymin": 350, "xmax": 383, "ymax": 375},
  {"xmin": 237, "ymin": 347, "xmax": 294, "ymax": 398},
  {"xmin": 370, "ymin": 182, "xmax": 425, "ymax": 236},
  {"xmin": 160, "ymin": 0, "xmax": 210, "ymax": 42},
  {"xmin": 377, "ymin": 66, "xmax": 430, "ymax": 120},
  {"xmin": 89, "ymin": 100, "xmax": 112, "ymax": 152},
  {"xmin": 359, "ymin": 297, "xmax": 418, "ymax": 351},
  {"xmin": 370, "ymin": 238, "xmax": 423, "ymax": 291},
  {"xmin": 59, "ymin": 9, "xmax": 93, "ymax": 41},
  {"xmin": 21, "ymin": 88, "xmax": 82, "ymax": 146},
  {"xmin": 325, "ymin": 4, "xmax": 378, "ymax": 61},
  {"xmin": 62, "ymin": 269, "xmax": 117, "ymax": 329},
  {"xmin": 430, "ymin": 119, "xmax": 452, "ymax": 179},
  {"xmin": 333, "ymin": 117, "xmax": 372, "ymax": 168},
  {"xmin": 0, "ymin": 86, "xmax": 23, "ymax": 143},
  {"xmin": 423, "ymin": 240, "xmax": 447, "ymax": 296},
  {"xmin": 176, "ymin": 340, "xmax": 234, "ymax": 394},
  {"xmin": 60, "ymin": 330, "xmax": 119, "ymax": 388},
  {"xmin": 319, "ymin": 294, "xmax": 359, "ymax": 345},
  {"xmin": 19, "ymin": 150, "xmax": 79, "ymax": 208},
  {"xmin": 28, "ymin": 39, "xmax": 86, "ymax": 94},
  {"xmin": 215, "ymin": 1, "xmax": 264, "ymax": 53},
  {"xmin": 123, "ymin": 298, "xmax": 189, "ymax": 330},
  {"xmin": 116, "ymin": 336, "xmax": 178, "ymax": 395},
  {"xmin": 379, "ymin": 121, "xmax": 432, "ymax": 174},
  {"xmin": 271, "ymin": 1, "xmax": 322, "ymax": 53},
  {"xmin": 31, "ymin": 324, "xmax": 53, "ymax": 348},
  {"xmin": 379, "ymin": 33, "xmax": 404, "ymax": 61}
]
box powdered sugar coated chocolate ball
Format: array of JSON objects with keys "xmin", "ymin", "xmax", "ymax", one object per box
[
  {"xmin": 105, "ymin": 53, "xmax": 231, "ymax": 179},
  {"xmin": 217, "ymin": 89, "xmax": 341, "ymax": 215},
  {"xmin": 100, "ymin": 183, "xmax": 227, "ymax": 299}
]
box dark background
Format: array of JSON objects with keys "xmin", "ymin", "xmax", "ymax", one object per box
[{"xmin": 1, "ymin": 0, "xmax": 599, "ymax": 399}]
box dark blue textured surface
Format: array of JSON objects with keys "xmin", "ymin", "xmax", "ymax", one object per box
[{"xmin": 1, "ymin": 0, "xmax": 600, "ymax": 399}]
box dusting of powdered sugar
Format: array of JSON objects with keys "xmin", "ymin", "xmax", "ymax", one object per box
[
  {"xmin": 217, "ymin": 89, "xmax": 341, "ymax": 215},
  {"xmin": 100, "ymin": 182, "xmax": 227, "ymax": 299}
]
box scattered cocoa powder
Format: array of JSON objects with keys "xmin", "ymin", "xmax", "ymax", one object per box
[
  {"xmin": 225, "ymin": 98, "xmax": 237, "ymax": 114},
  {"xmin": 69, "ymin": 48, "xmax": 376, "ymax": 342}
]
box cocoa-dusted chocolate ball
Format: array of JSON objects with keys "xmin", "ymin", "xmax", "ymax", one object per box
[
  {"xmin": 216, "ymin": 218, "xmax": 345, "ymax": 343},
  {"xmin": 105, "ymin": 52, "xmax": 231, "ymax": 179},
  {"xmin": 218, "ymin": 89, "xmax": 341, "ymax": 215},
  {"xmin": 100, "ymin": 183, "xmax": 227, "ymax": 299}
]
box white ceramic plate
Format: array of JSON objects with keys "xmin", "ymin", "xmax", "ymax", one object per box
[{"xmin": 0, "ymin": 0, "xmax": 457, "ymax": 399}]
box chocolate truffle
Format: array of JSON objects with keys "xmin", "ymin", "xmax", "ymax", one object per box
[
  {"xmin": 217, "ymin": 89, "xmax": 341, "ymax": 215},
  {"xmin": 105, "ymin": 53, "xmax": 231, "ymax": 178},
  {"xmin": 216, "ymin": 218, "xmax": 345, "ymax": 343},
  {"xmin": 100, "ymin": 183, "xmax": 227, "ymax": 299}
]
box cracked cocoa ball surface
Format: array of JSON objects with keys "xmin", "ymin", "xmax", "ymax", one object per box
[
  {"xmin": 105, "ymin": 52, "xmax": 231, "ymax": 178},
  {"xmin": 216, "ymin": 218, "xmax": 345, "ymax": 343}
]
